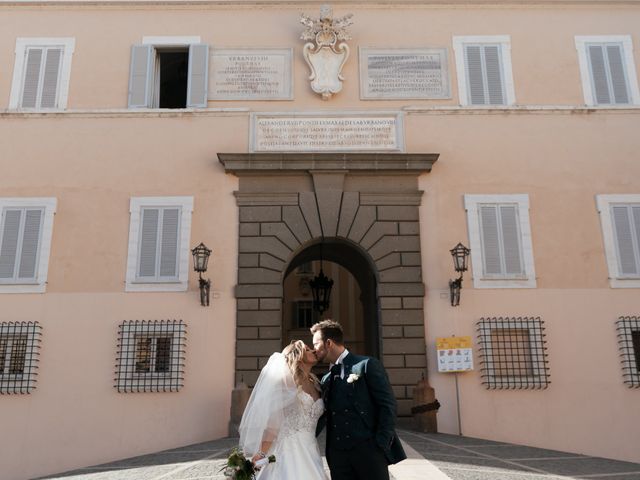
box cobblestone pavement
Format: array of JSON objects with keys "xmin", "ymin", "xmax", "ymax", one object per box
[{"xmin": 37, "ymin": 429, "xmax": 640, "ymax": 480}]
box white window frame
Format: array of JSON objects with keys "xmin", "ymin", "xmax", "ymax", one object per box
[
  {"xmin": 0, "ymin": 198, "xmax": 57, "ymax": 293},
  {"xmin": 141, "ymin": 36, "xmax": 201, "ymax": 109},
  {"xmin": 9, "ymin": 37, "xmax": 76, "ymax": 110},
  {"xmin": 575, "ymin": 35, "xmax": 640, "ymax": 106},
  {"xmin": 596, "ymin": 194, "xmax": 640, "ymax": 288},
  {"xmin": 453, "ymin": 35, "xmax": 516, "ymax": 107},
  {"xmin": 464, "ymin": 194, "xmax": 536, "ymax": 288},
  {"xmin": 125, "ymin": 196, "xmax": 193, "ymax": 292}
]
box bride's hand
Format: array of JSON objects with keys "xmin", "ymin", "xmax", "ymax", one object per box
[{"xmin": 251, "ymin": 452, "xmax": 266, "ymax": 468}]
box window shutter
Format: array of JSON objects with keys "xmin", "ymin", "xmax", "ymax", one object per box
[
  {"xmin": 499, "ymin": 205, "xmax": 523, "ymax": 275},
  {"xmin": 159, "ymin": 208, "xmax": 180, "ymax": 278},
  {"xmin": 17, "ymin": 209, "xmax": 42, "ymax": 280},
  {"xmin": 484, "ymin": 45, "xmax": 505, "ymax": 105},
  {"xmin": 606, "ymin": 45, "xmax": 630, "ymax": 104},
  {"xmin": 0, "ymin": 210, "xmax": 22, "ymax": 279},
  {"xmin": 21, "ymin": 48, "xmax": 43, "ymax": 108},
  {"xmin": 612, "ymin": 205, "xmax": 639, "ymax": 276},
  {"xmin": 465, "ymin": 45, "xmax": 486, "ymax": 105},
  {"xmin": 40, "ymin": 48, "xmax": 62, "ymax": 109},
  {"xmin": 187, "ymin": 44, "xmax": 209, "ymax": 108},
  {"xmin": 588, "ymin": 45, "xmax": 612, "ymax": 105},
  {"xmin": 128, "ymin": 45, "xmax": 153, "ymax": 108},
  {"xmin": 480, "ymin": 205, "xmax": 502, "ymax": 275},
  {"xmin": 138, "ymin": 208, "xmax": 159, "ymax": 278}
]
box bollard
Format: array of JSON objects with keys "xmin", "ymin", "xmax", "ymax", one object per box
[
  {"xmin": 411, "ymin": 374, "xmax": 440, "ymax": 433},
  {"xmin": 228, "ymin": 380, "xmax": 251, "ymax": 436}
]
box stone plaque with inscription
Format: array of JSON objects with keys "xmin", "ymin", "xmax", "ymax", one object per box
[
  {"xmin": 359, "ymin": 48, "xmax": 450, "ymax": 99},
  {"xmin": 210, "ymin": 48, "xmax": 293, "ymax": 100},
  {"xmin": 251, "ymin": 113, "xmax": 404, "ymax": 152}
]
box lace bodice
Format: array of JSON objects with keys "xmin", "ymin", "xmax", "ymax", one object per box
[{"xmin": 279, "ymin": 390, "xmax": 324, "ymax": 439}]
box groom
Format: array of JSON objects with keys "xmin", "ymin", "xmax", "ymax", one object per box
[{"xmin": 311, "ymin": 319, "xmax": 406, "ymax": 480}]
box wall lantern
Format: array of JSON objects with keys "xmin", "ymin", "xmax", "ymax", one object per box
[
  {"xmin": 310, "ymin": 268, "xmax": 333, "ymax": 314},
  {"xmin": 449, "ymin": 243, "xmax": 470, "ymax": 307},
  {"xmin": 191, "ymin": 243, "xmax": 212, "ymax": 306}
]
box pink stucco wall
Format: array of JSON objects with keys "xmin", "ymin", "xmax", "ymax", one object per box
[{"xmin": 0, "ymin": 2, "xmax": 639, "ymax": 479}]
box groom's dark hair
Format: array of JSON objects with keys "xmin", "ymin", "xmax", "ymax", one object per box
[{"xmin": 311, "ymin": 319, "xmax": 344, "ymax": 345}]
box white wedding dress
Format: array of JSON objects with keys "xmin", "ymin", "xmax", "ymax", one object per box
[{"xmin": 239, "ymin": 353, "xmax": 328, "ymax": 480}]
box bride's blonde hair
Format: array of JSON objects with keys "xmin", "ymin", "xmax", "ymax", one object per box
[{"xmin": 282, "ymin": 340, "xmax": 319, "ymax": 388}]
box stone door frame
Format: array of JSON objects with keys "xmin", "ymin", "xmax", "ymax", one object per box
[{"xmin": 219, "ymin": 153, "xmax": 438, "ymax": 416}]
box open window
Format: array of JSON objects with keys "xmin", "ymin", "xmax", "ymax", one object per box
[{"xmin": 128, "ymin": 37, "xmax": 208, "ymax": 109}]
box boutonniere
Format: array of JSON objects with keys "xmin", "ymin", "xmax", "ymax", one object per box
[{"xmin": 346, "ymin": 373, "xmax": 360, "ymax": 384}]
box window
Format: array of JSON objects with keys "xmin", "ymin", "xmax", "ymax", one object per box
[
  {"xmin": 293, "ymin": 300, "xmax": 318, "ymax": 329},
  {"xmin": 575, "ymin": 36, "xmax": 640, "ymax": 106},
  {"xmin": 128, "ymin": 36, "xmax": 209, "ymax": 109},
  {"xmin": 9, "ymin": 38, "xmax": 75, "ymax": 110},
  {"xmin": 616, "ymin": 316, "xmax": 640, "ymax": 388},
  {"xmin": 0, "ymin": 322, "xmax": 42, "ymax": 394},
  {"xmin": 596, "ymin": 195, "xmax": 640, "ymax": 288},
  {"xmin": 296, "ymin": 261, "xmax": 313, "ymax": 275},
  {"xmin": 0, "ymin": 198, "xmax": 57, "ymax": 293},
  {"xmin": 125, "ymin": 196, "xmax": 193, "ymax": 292},
  {"xmin": 453, "ymin": 35, "xmax": 515, "ymax": 106},
  {"xmin": 115, "ymin": 320, "xmax": 186, "ymax": 393},
  {"xmin": 477, "ymin": 317, "xmax": 550, "ymax": 389},
  {"xmin": 464, "ymin": 194, "xmax": 536, "ymax": 288}
]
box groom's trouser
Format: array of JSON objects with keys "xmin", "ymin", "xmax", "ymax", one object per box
[{"xmin": 328, "ymin": 438, "xmax": 390, "ymax": 480}]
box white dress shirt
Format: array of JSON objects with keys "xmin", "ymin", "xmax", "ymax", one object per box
[{"xmin": 331, "ymin": 349, "xmax": 350, "ymax": 379}]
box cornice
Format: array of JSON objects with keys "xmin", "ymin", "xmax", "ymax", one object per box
[{"xmin": 2, "ymin": 0, "xmax": 640, "ymax": 8}]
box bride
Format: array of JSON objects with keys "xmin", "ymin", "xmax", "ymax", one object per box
[{"xmin": 239, "ymin": 340, "xmax": 328, "ymax": 480}]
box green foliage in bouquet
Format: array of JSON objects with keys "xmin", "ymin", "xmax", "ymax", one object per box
[{"xmin": 220, "ymin": 448, "xmax": 276, "ymax": 480}]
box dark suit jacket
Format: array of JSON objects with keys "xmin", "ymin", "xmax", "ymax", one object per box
[{"xmin": 317, "ymin": 352, "xmax": 406, "ymax": 465}]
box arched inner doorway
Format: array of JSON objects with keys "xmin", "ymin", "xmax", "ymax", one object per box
[{"xmin": 282, "ymin": 238, "xmax": 380, "ymax": 358}]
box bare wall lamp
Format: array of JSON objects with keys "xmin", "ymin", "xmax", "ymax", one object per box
[
  {"xmin": 191, "ymin": 243, "xmax": 212, "ymax": 306},
  {"xmin": 449, "ymin": 243, "xmax": 470, "ymax": 307}
]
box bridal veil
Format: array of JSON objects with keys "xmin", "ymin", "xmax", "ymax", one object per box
[{"xmin": 238, "ymin": 352, "xmax": 298, "ymax": 456}]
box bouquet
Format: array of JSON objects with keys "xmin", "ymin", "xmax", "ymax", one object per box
[{"xmin": 221, "ymin": 448, "xmax": 276, "ymax": 480}]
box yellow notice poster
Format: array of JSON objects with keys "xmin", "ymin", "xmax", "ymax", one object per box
[{"xmin": 436, "ymin": 336, "xmax": 474, "ymax": 372}]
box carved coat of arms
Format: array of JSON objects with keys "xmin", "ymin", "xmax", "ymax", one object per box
[{"xmin": 300, "ymin": 5, "xmax": 353, "ymax": 100}]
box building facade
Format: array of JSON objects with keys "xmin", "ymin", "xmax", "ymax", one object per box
[{"xmin": 1, "ymin": 1, "xmax": 639, "ymax": 479}]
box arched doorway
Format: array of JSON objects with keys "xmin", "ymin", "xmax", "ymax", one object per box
[
  {"xmin": 219, "ymin": 152, "xmax": 438, "ymax": 418},
  {"xmin": 282, "ymin": 238, "xmax": 380, "ymax": 358}
]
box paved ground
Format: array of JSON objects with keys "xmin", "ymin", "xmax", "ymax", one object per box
[{"xmin": 37, "ymin": 429, "xmax": 640, "ymax": 480}]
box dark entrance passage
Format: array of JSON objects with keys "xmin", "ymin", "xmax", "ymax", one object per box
[{"xmin": 283, "ymin": 239, "xmax": 380, "ymax": 358}]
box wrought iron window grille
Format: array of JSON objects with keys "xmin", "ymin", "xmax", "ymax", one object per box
[
  {"xmin": 477, "ymin": 316, "xmax": 550, "ymax": 390},
  {"xmin": 616, "ymin": 316, "xmax": 640, "ymax": 388},
  {"xmin": 0, "ymin": 322, "xmax": 42, "ymax": 394},
  {"xmin": 115, "ymin": 320, "xmax": 186, "ymax": 393}
]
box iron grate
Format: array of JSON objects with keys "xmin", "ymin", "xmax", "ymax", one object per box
[
  {"xmin": 0, "ymin": 322, "xmax": 42, "ymax": 394},
  {"xmin": 477, "ymin": 316, "xmax": 550, "ymax": 390},
  {"xmin": 115, "ymin": 320, "xmax": 186, "ymax": 393},
  {"xmin": 616, "ymin": 316, "xmax": 640, "ymax": 388}
]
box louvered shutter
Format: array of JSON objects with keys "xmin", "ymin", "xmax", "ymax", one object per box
[
  {"xmin": 480, "ymin": 205, "xmax": 502, "ymax": 275},
  {"xmin": 588, "ymin": 45, "xmax": 610, "ymax": 104},
  {"xmin": 187, "ymin": 44, "xmax": 209, "ymax": 108},
  {"xmin": 612, "ymin": 205, "xmax": 640, "ymax": 276},
  {"xmin": 17, "ymin": 209, "xmax": 42, "ymax": 280},
  {"xmin": 606, "ymin": 45, "xmax": 629, "ymax": 104},
  {"xmin": 138, "ymin": 208, "xmax": 159, "ymax": 278},
  {"xmin": 21, "ymin": 48, "xmax": 43, "ymax": 108},
  {"xmin": 40, "ymin": 48, "xmax": 62, "ymax": 109},
  {"xmin": 484, "ymin": 46, "xmax": 505, "ymax": 105},
  {"xmin": 159, "ymin": 208, "xmax": 180, "ymax": 278},
  {"xmin": 0, "ymin": 210, "xmax": 22, "ymax": 279},
  {"xmin": 128, "ymin": 45, "xmax": 153, "ymax": 108},
  {"xmin": 465, "ymin": 45, "xmax": 486, "ymax": 105},
  {"xmin": 500, "ymin": 205, "xmax": 523, "ymax": 275}
]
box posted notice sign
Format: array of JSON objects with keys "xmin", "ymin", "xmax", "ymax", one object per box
[{"xmin": 436, "ymin": 336, "xmax": 474, "ymax": 373}]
